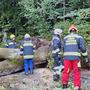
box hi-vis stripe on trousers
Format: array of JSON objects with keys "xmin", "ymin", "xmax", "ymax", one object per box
[{"xmin": 52, "ymin": 48, "xmax": 60, "ymax": 54}]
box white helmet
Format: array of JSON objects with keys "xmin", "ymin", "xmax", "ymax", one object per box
[
  {"xmin": 24, "ymin": 33, "xmax": 30, "ymax": 38},
  {"xmin": 54, "ymin": 29, "xmax": 63, "ymax": 35}
]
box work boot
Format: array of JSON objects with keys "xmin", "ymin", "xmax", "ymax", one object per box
[
  {"xmin": 30, "ymin": 70, "xmax": 33, "ymax": 74},
  {"xmin": 74, "ymin": 86, "xmax": 81, "ymax": 90},
  {"xmin": 53, "ymin": 74, "xmax": 60, "ymax": 81},
  {"xmin": 25, "ymin": 73, "xmax": 29, "ymax": 76},
  {"xmin": 63, "ymin": 84, "xmax": 68, "ymax": 90},
  {"xmin": 59, "ymin": 65, "xmax": 64, "ymax": 72}
]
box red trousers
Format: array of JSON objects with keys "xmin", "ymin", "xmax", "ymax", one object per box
[{"xmin": 62, "ymin": 60, "xmax": 81, "ymax": 88}]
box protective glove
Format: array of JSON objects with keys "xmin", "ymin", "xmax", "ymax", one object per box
[
  {"xmin": 83, "ymin": 57, "xmax": 89, "ymax": 64},
  {"xmin": 20, "ymin": 51, "xmax": 23, "ymax": 56}
]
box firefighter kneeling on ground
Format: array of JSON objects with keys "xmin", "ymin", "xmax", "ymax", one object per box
[
  {"xmin": 51, "ymin": 28, "xmax": 64, "ymax": 81},
  {"xmin": 20, "ymin": 33, "xmax": 35, "ymax": 75},
  {"xmin": 62, "ymin": 24, "xmax": 89, "ymax": 90}
]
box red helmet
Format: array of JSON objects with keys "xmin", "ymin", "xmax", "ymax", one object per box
[{"xmin": 69, "ymin": 24, "xmax": 78, "ymax": 32}]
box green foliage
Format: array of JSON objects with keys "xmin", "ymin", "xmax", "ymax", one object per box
[
  {"xmin": 9, "ymin": 56, "xmax": 24, "ymax": 66},
  {"xmin": 54, "ymin": 18, "xmax": 90, "ymax": 44},
  {"xmin": 0, "ymin": 33, "xmax": 3, "ymax": 38},
  {"xmin": 78, "ymin": 22, "xmax": 90, "ymax": 44},
  {"xmin": 40, "ymin": 0, "xmax": 65, "ymax": 20},
  {"xmin": 0, "ymin": 0, "xmax": 22, "ymax": 30},
  {"xmin": 77, "ymin": 8, "xmax": 90, "ymax": 20},
  {"xmin": 54, "ymin": 20, "xmax": 71, "ymax": 35},
  {"xmin": 0, "ymin": 42, "xmax": 6, "ymax": 48},
  {"xmin": 0, "ymin": 86, "xmax": 6, "ymax": 90},
  {"xmin": 68, "ymin": 0, "xmax": 90, "ymax": 10},
  {"xmin": 16, "ymin": 35, "xmax": 23, "ymax": 42},
  {"xmin": 47, "ymin": 52, "xmax": 54, "ymax": 70},
  {"xmin": 0, "ymin": 0, "xmax": 90, "ymax": 40},
  {"xmin": 18, "ymin": 0, "xmax": 51, "ymax": 37},
  {"xmin": 18, "ymin": 0, "xmax": 67, "ymax": 37}
]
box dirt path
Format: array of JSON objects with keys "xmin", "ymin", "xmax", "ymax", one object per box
[
  {"xmin": 81, "ymin": 70, "xmax": 90, "ymax": 90},
  {"xmin": 0, "ymin": 68, "xmax": 53, "ymax": 90},
  {"xmin": 0, "ymin": 68, "xmax": 90, "ymax": 90}
]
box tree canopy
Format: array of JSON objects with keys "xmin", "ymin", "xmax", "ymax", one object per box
[{"xmin": 0, "ymin": 0, "xmax": 90, "ymax": 42}]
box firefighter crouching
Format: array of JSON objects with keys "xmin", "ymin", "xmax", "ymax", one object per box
[{"xmin": 5, "ymin": 34, "xmax": 17, "ymax": 48}]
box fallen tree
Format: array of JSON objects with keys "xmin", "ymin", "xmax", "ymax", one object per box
[
  {"xmin": 0, "ymin": 37, "xmax": 50, "ymax": 76},
  {"xmin": 0, "ymin": 37, "xmax": 90, "ymax": 76}
]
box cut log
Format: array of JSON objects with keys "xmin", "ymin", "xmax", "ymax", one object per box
[
  {"xmin": 0, "ymin": 46, "xmax": 50, "ymax": 76},
  {"xmin": 0, "ymin": 48, "xmax": 20, "ymax": 60},
  {"xmin": 34, "ymin": 45, "xmax": 50, "ymax": 64},
  {"xmin": 0, "ymin": 60, "xmax": 23, "ymax": 76}
]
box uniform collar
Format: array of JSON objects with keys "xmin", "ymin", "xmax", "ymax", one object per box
[
  {"xmin": 53, "ymin": 34, "xmax": 60, "ymax": 38},
  {"xmin": 24, "ymin": 38, "xmax": 31, "ymax": 41},
  {"xmin": 70, "ymin": 32, "xmax": 77, "ymax": 35}
]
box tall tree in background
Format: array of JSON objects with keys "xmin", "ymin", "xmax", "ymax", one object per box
[
  {"xmin": 68, "ymin": 0, "xmax": 90, "ymax": 10},
  {"xmin": 19, "ymin": 0, "xmax": 67, "ymax": 36},
  {"xmin": 0, "ymin": 0, "xmax": 90, "ymax": 38},
  {"xmin": 0, "ymin": 0, "xmax": 21, "ymax": 32}
]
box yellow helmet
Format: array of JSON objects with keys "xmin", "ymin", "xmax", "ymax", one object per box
[{"xmin": 10, "ymin": 34, "xmax": 15, "ymax": 39}]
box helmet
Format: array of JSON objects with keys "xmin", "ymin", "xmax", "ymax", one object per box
[
  {"xmin": 24, "ymin": 33, "xmax": 30, "ymax": 38},
  {"xmin": 10, "ymin": 34, "xmax": 15, "ymax": 39},
  {"xmin": 69, "ymin": 24, "xmax": 78, "ymax": 32},
  {"xmin": 54, "ymin": 29, "xmax": 63, "ymax": 35}
]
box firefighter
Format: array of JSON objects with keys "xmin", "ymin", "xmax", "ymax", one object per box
[
  {"xmin": 21, "ymin": 33, "xmax": 35, "ymax": 75},
  {"xmin": 5, "ymin": 34, "xmax": 17, "ymax": 48},
  {"xmin": 62, "ymin": 25, "xmax": 89, "ymax": 90},
  {"xmin": 51, "ymin": 28, "xmax": 64, "ymax": 81}
]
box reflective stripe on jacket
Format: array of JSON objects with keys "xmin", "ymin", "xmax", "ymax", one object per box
[
  {"xmin": 22, "ymin": 40, "xmax": 35, "ymax": 59},
  {"xmin": 63, "ymin": 33, "xmax": 87, "ymax": 60},
  {"xmin": 51, "ymin": 35, "xmax": 62, "ymax": 55},
  {"xmin": 5, "ymin": 40, "xmax": 17, "ymax": 48}
]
